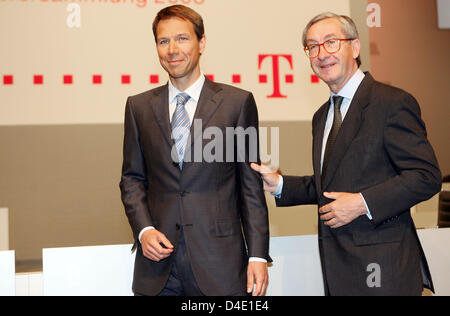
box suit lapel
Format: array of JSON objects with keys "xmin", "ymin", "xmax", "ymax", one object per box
[
  {"xmin": 320, "ymin": 73, "xmax": 374, "ymax": 190},
  {"xmin": 184, "ymin": 78, "xmax": 223, "ymax": 160},
  {"xmin": 193, "ymin": 78, "xmax": 223, "ymax": 130},
  {"xmin": 313, "ymin": 102, "xmax": 329, "ymax": 193},
  {"xmin": 150, "ymin": 83, "xmax": 174, "ymax": 148}
]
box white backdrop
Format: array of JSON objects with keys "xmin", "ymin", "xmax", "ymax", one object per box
[
  {"xmin": 438, "ymin": 0, "xmax": 450, "ymax": 29},
  {"xmin": 0, "ymin": 0, "xmax": 352, "ymax": 125}
]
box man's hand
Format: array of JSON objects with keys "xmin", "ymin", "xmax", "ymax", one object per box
[
  {"xmin": 319, "ymin": 192, "xmax": 367, "ymax": 229},
  {"xmin": 250, "ymin": 163, "xmax": 280, "ymax": 194},
  {"xmin": 247, "ymin": 262, "xmax": 268, "ymax": 296},
  {"xmin": 141, "ymin": 229, "xmax": 174, "ymax": 262}
]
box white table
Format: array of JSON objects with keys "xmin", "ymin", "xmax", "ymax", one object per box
[
  {"xmin": 0, "ymin": 251, "xmax": 15, "ymax": 296},
  {"xmin": 39, "ymin": 229, "xmax": 450, "ymax": 296}
]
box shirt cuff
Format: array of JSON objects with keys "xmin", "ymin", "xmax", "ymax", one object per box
[
  {"xmin": 272, "ymin": 175, "xmax": 283, "ymax": 199},
  {"xmin": 249, "ymin": 257, "xmax": 268, "ymax": 263},
  {"xmin": 359, "ymin": 193, "xmax": 373, "ymax": 220},
  {"xmin": 138, "ymin": 226, "xmax": 155, "ymax": 243}
]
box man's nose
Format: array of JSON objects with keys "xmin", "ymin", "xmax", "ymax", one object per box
[
  {"xmin": 168, "ymin": 40, "xmax": 179, "ymax": 54},
  {"xmin": 317, "ymin": 45, "xmax": 330, "ymax": 60}
]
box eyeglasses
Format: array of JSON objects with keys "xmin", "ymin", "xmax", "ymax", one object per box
[{"xmin": 304, "ymin": 38, "xmax": 355, "ymax": 58}]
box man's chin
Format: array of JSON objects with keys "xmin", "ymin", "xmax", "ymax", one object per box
[
  {"xmin": 161, "ymin": 64, "xmax": 185, "ymax": 79},
  {"xmin": 315, "ymin": 70, "xmax": 339, "ymax": 85},
  {"xmin": 168, "ymin": 71, "xmax": 187, "ymax": 80}
]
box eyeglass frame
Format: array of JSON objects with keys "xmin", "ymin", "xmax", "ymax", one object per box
[{"xmin": 304, "ymin": 38, "xmax": 356, "ymax": 58}]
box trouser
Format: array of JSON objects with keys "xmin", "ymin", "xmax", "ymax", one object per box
[{"xmin": 157, "ymin": 229, "xmax": 204, "ymax": 296}]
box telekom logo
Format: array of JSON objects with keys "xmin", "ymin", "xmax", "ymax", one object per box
[
  {"xmin": 3, "ymin": 53, "xmax": 324, "ymax": 93},
  {"xmin": 258, "ymin": 54, "xmax": 294, "ymax": 98}
]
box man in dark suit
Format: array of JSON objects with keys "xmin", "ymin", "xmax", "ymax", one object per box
[
  {"xmin": 119, "ymin": 5, "xmax": 270, "ymax": 296},
  {"xmin": 252, "ymin": 13, "xmax": 441, "ymax": 295}
]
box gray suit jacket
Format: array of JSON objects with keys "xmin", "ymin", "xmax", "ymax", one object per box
[
  {"xmin": 120, "ymin": 77, "xmax": 270, "ymax": 296},
  {"xmin": 277, "ymin": 73, "xmax": 441, "ymax": 295}
]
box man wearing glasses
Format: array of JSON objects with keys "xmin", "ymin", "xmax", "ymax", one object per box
[{"xmin": 252, "ymin": 13, "xmax": 441, "ymax": 295}]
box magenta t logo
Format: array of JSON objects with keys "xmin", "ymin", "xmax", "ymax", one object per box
[{"xmin": 258, "ymin": 54, "xmax": 294, "ymax": 98}]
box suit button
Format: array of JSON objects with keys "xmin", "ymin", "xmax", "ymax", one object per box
[{"xmin": 175, "ymin": 224, "xmax": 181, "ymax": 230}]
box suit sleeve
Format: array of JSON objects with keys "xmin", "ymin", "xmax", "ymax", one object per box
[
  {"xmin": 236, "ymin": 93, "xmax": 271, "ymax": 262},
  {"xmin": 275, "ymin": 175, "xmax": 317, "ymax": 207},
  {"xmin": 120, "ymin": 97, "xmax": 153, "ymax": 242},
  {"xmin": 361, "ymin": 92, "xmax": 442, "ymax": 226}
]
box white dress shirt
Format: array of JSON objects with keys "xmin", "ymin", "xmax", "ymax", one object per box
[
  {"xmin": 168, "ymin": 73, "xmax": 206, "ymax": 124},
  {"xmin": 139, "ymin": 74, "xmax": 267, "ymax": 263},
  {"xmin": 274, "ymin": 69, "xmax": 372, "ymax": 219}
]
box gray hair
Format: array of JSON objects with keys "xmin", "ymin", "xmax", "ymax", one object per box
[{"xmin": 302, "ymin": 12, "xmax": 361, "ymax": 67}]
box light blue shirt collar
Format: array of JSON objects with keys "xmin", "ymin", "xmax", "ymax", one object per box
[{"xmin": 330, "ymin": 68, "xmax": 365, "ymax": 101}]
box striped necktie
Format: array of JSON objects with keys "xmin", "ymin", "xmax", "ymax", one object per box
[
  {"xmin": 171, "ymin": 93, "xmax": 191, "ymax": 169},
  {"xmin": 321, "ymin": 95, "xmax": 344, "ymax": 183}
]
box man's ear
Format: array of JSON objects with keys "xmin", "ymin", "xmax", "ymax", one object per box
[
  {"xmin": 352, "ymin": 38, "xmax": 361, "ymax": 59},
  {"xmin": 199, "ymin": 35, "xmax": 206, "ymax": 55}
]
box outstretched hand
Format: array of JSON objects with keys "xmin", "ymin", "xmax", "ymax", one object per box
[{"xmin": 250, "ymin": 163, "xmax": 280, "ymax": 194}]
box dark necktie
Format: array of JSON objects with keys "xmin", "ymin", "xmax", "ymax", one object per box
[
  {"xmin": 171, "ymin": 93, "xmax": 191, "ymax": 169},
  {"xmin": 321, "ymin": 95, "xmax": 344, "ymax": 183}
]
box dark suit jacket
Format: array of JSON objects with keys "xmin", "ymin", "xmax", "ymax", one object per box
[
  {"xmin": 120, "ymin": 77, "xmax": 270, "ymax": 296},
  {"xmin": 276, "ymin": 73, "xmax": 442, "ymax": 295}
]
